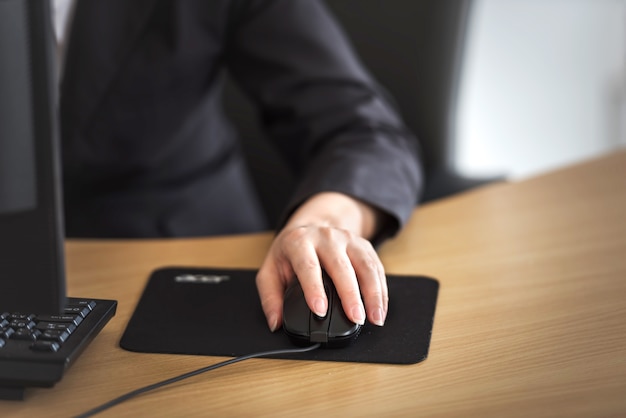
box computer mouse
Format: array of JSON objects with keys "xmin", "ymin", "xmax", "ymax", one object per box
[{"xmin": 282, "ymin": 271, "xmax": 362, "ymax": 348}]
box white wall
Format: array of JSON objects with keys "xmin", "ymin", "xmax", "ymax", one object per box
[{"xmin": 455, "ymin": 0, "xmax": 626, "ymax": 179}]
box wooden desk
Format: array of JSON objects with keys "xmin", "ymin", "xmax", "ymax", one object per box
[{"xmin": 3, "ymin": 151, "xmax": 626, "ymax": 417}]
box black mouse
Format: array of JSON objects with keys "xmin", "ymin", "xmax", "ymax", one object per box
[{"xmin": 282, "ymin": 271, "xmax": 362, "ymax": 348}]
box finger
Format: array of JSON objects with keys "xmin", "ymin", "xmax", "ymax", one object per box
[
  {"xmin": 256, "ymin": 259, "xmax": 291, "ymax": 332},
  {"xmin": 280, "ymin": 227, "xmax": 328, "ymax": 317},
  {"xmin": 324, "ymin": 258, "xmax": 365, "ymax": 326},
  {"xmin": 348, "ymin": 241, "xmax": 387, "ymax": 326},
  {"xmin": 316, "ymin": 238, "xmax": 365, "ymax": 325}
]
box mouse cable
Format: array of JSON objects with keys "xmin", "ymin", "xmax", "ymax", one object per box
[{"xmin": 74, "ymin": 343, "xmax": 321, "ymax": 418}]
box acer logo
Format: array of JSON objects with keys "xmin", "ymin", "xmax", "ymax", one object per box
[{"xmin": 174, "ymin": 274, "xmax": 230, "ymax": 284}]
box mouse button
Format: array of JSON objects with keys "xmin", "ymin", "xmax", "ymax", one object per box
[
  {"xmin": 312, "ymin": 274, "xmax": 334, "ymax": 320},
  {"xmin": 282, "ymin": 281, "xmax": 310, "ymax": 336},
  {"xmin": 307, "ymin": 272, "xmax": 334, "ymax": 343},
  {"xmin": 327, "ymin": 295, "xmax": 360, "ymax": 338}
]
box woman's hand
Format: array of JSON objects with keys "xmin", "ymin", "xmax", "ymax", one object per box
[{"xmin": 256, "ymin": 192, "xmax": 388, "ymax": 331}]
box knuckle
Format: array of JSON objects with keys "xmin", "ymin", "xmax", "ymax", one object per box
[
  {"xmin": 284, "ymin": 226, "xmax": 310, "ymax": 245},
  {"xmin": 294, "ymin": 257, "xmax": 320, "ymax": 275},
  {"xmin": 329, "ymin": 256, "xmax": 352, "ymax": 272},
  {"xmin": 351, "ymin": 253, "xmax": 381, "ymax": 277},
  {"xmin": 365, "ymin": 290, "xmax": 384, "ymax": 304},
  {"xmin": 319, "ymin": 226, "xmax": 351, "ymax": 242},
  {"xmin": 361, "ymin": 257, "xmax": 380, "ymax": 272},
  {"xmin": 342, "ymin": 287, "xmax": 362, "ymax": 302},
  {"xmin": 381, "ymin": 292, "xmax": 389, "ymax": 305}
]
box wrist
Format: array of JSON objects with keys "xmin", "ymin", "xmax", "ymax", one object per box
[{"xmin": 284, "ymin": 192, "xmax": 383, "ymax": 240}]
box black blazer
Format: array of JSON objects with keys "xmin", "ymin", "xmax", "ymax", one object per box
[{"xmin": 60, "ymin": 0, "xmax": 422, "ymax": 238}]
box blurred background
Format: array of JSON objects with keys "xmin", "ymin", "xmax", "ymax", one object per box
[{"xmin": 455, "ymin": 0, "xmax": 626, "ymax": 180}]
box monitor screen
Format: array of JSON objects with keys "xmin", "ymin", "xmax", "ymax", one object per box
[
  {"xmin": 0, "ymin": 0, "xmax": 38, "ymax": 214},
  {"xmin": 0, "ymin": 0, "xmax": 66, "ymax": 313}
]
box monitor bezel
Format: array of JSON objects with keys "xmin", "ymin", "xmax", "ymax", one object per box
[{"xmin": 0, "ymin": 0, "xmax": 66, "ymax": 313}]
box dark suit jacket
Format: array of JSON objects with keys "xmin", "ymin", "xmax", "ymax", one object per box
[{"xmin": 60, "ymin": 0, "xmax": 423, "ymax": 238}]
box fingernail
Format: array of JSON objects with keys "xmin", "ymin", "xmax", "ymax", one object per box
[
  {"xmin": 351, "ymin": 305, "xmax": 366, "ymax": 325},
  {"xmin": 372, "ymin": 307, "xmax": 385, "ymax": 326},
  {"xmin": 268, "ymin": 314, "xmax": 279, "ymax": 332},
  {"xmin": 313, "ymin": 298, "xmax": 327, "ymax": 317}
]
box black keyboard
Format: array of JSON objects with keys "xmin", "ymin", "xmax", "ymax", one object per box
[{"xmin": 0, "ymin": 297, "xmax": 117, "ymax": 400}]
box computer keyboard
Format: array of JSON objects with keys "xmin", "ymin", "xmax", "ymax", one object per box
[{"xmin": 0, "ymin": 297, "xmax": 117, "ymax": 400}]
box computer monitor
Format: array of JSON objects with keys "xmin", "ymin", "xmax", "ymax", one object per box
[{"xmin": 0, "ymin": 0, "xmax": 66, "ymax": 314}]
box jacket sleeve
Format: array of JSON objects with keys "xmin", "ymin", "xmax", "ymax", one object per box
[{"xmin": 224, "ymin": 0, "xmax": 423, "ymax": 241}]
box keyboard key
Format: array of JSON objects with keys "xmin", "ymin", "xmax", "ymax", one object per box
[
  {"xmin": 39, "ymin": 329, "xmax": 71, "ymax": 343},
  {"xmin": 35, "ymin": 322, "xmax": 77, "ymax": 334},
  {"xmin": 30, "ymin": 340, "xmax": 60, "ymax": 352},
  {"xmin": 10, "ymin": 313, "xmax": 35, "ymax": 321},
  {"xmin": 75, "ymin": 300, "xmax": 97, "ymax": 311},
  {"xmin": 63, "ymin": 306, "xmax": 91, "ymax": 318},
  {"xmin": 11, "ymin": 329, "xmax": 40, "ymax": 341},
  {"xmin": 10, "ymin": 320, "xmax": 36, "ymax": 330},
  {"xmin": 1, "ymin": 327, "xmax": 15, "ymax": 339},
  {"xmin": 37, "ymin": 314, "xmax": 83, "ymax": 326}
]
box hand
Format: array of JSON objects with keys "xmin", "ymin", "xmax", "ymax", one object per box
[{"xmin": 256, "ymin": 192, "xmax": 388, "ymax": 332}]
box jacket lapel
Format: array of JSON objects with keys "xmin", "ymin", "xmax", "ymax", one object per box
[{"xmin": 60, "ymin": 0, "xmax": 158, "ymax": 135}]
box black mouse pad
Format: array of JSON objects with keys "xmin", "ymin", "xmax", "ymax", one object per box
[{"xmin": 120, "ymin": 267, "xmax": 439, "ymax": 365}]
